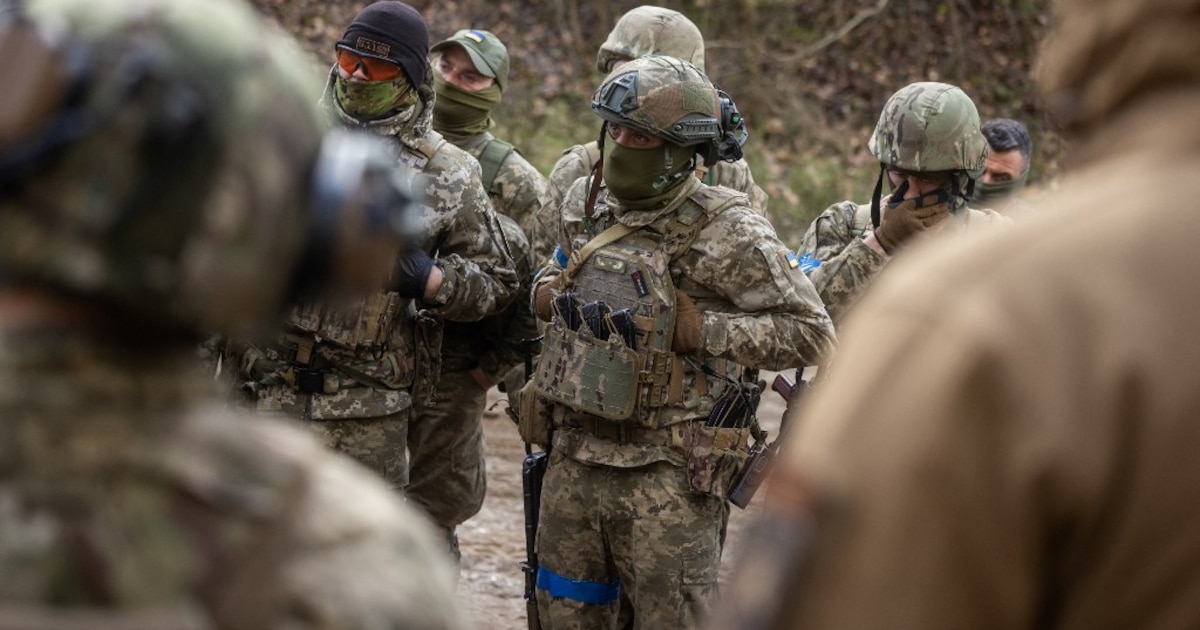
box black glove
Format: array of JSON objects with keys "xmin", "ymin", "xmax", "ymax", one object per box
[{"xmin": 394, "ymin": 248, "xmax": 437, "ymax": 298}]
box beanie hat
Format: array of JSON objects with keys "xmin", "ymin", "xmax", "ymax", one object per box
[
  {"xmin": 431, "ymin": 29, "xmax": 510, "ymax": 90},
  {"xmin": 336, "ymin": 1, "xmax": 429, "ymax": 87}
]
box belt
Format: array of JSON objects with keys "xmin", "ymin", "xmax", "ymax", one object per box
[{"xmin": 562, "ymin": 416, "xmax": 677, "ymax": 446}]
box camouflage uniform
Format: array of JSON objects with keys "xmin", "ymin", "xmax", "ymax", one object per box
[
  {"xmin": 0, "ymin": 0, "xmax": 466, "ymax": 627},
  {"xmin": 404, "ymin": 29, "xmax": 543, "ymax": 555},
  {"xmin": 408, "ymin": 214, "xmax": 538, "ymax": 554},
  {"xmin": 242, "ymin": 12, "xmax": 519, "ymax": 493},
  {"xmin": 0, "ymin": 329, "xmax": 467, "ymax": 630},
  {"xmin": 796, "ymin": 82, "xmax": 1008, "ymax": 324},
  {"xmin": 530, "ymin": 57, "xmax": 835, "ymax": 629},
  {"xmin": 706, "ymin": 1, "xmax": 1200, "ymax": 628},
  {"xmin": 798, "ymin": 198, "xmax": 1006, "ymax": 322},
  {"xmin": 445, "ymin": 130, "xmax": 546, "ymax": 236},
  {"xmin": 532, "ymin": 4, "xmax": 769, "ymax": 266},
  {"xmin": 536, "ymin": 143, "xmax": 768, "ymax": 264}
]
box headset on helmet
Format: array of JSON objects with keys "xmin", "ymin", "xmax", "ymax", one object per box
[
  {"xmin": 591, "ymin": 55, "xmax": 747, "ymax": 167},
  {"xmin": 0, "ymin": 0, "xmax": 418, "ymax": 337}
]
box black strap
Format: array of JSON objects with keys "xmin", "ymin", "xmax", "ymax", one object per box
[
  {"xmin": 584, "ymin": 123, "xmax": 606, "ymax": 220},
  {"xmin": 869, "ymin": 164, "xmax": 885, "ymax": 230}
]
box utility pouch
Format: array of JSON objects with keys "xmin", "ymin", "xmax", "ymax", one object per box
[
  {"xmin": 682, "ymin": 423, "xmax": 752, "ymax": 500},
  {"xmin": 533, "ymin": 318, "xmax": 642, "ymax": 421},
  {"xmin": 517, "ymin": 377, "xmax": 553, "ymax": 448}
]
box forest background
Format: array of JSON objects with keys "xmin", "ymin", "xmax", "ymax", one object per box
[{"xmin": 251, "ymin": 0, "xmax": 1059, "ymax": 239}]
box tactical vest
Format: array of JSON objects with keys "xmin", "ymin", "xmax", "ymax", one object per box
[
  {"xmin": 533, "ymin": 187, "xmax": 746, "ymax": 429},
  {"xmin": 269, "ymin": 134, "xmax": 449, "ymax": 403}
]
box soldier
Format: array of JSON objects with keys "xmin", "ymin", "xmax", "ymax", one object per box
[
  {"xmin": 431, "ymin": 28, "xmax": 548, "ymax": 237},
  {"xmin": 402, "ymin": 29, "xmax": 542, "ymax": 561},
  {"xmin": 0, "ymin": 0, "xmax": 468, "ymax": 628},
  {"xmin": 528, "ymin": 56, "xmax": 835, "ymax": 628},
  {"xmin": 795, "ymin": 81, "xmax": 1008, "ymax": 324},
  {"xmin": 706, "ymin": 0, "xmax": 1200, "ymax": 628},
  {"xmin": 532, "ymin": 4, "xmax": 770, "ymax": 265},
  {"xmin": 973, "ymin": 117, "xmax": 1035, "ymax": 213},
  {"xmin": 236, "ymin": 0, "xmax": 520, "ymax": 532}
]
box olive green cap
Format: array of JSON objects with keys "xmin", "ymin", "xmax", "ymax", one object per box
[{"xmin": 431, "ymin": 29, "xmax": 509, "ymax": 89}]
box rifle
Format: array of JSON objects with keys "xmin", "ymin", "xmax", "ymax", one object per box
[
  {"xmin": 728, "ymin": 372, "xmax": 808, "ymax": 509},
  {"xmin": 520, "ymin": 447, "xmax": 548, "ymax": 630}
]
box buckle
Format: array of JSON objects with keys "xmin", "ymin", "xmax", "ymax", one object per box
[{"xmin": 296, "ymin": 369, "xmax": 326, "ymax": 394}]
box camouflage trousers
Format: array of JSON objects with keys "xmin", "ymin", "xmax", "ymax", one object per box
[
  {"xmin": 305, "ymin": 407, "xmax": 411, "ymax": 490},
  {"xmin": 405, "ymin": 368, "xmax": 488, "ymax": 556},
  {"xmin": 535, "ymin": 451, "xmax": 724, "ymax": 629}
]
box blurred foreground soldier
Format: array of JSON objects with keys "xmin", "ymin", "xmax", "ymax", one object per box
[
  {"xmin": 973, "ymin": 117, "xmax": 1034, "ymax": 212},
  {"xmin": 529, "ymin": 56, "xmax": 835, "ymax": 628},
  {"xmin": 237, "ymin": 1, "xmax": 519, "ymax": 524},
  {"xmin": 796, "ymin": 81, "xmax": 1008, "ymax": 324},
  {"xmin": 0, "ymin": 0, "xmax": 467, "ymax": 628},
  {"xmin": 533, "ymin": 4, "xmax": 769, "ymax": 264},
  {"xmin": 707, "ymin": 0, "xmax": 1200, "ymax": 628}
]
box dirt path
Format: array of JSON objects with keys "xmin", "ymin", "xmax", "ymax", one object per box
[{"xmin": 458, "ymin": 372, "xmax": 788, "ymax": 628}]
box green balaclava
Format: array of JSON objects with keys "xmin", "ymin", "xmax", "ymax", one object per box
[
  {"xmin": 334, "ymin": 74, "xmax": 418, "ymax": 122},
  {"xmin": 972, "ymin": 168, "xmax": 1030, "ymax": 206},
  {"xmin": 432, "ymin": 74, "xmax": 501, "ymax": 136},
  {"xmin": 603, "ymin": 141, "xmax": 697, "ymax": 210}
]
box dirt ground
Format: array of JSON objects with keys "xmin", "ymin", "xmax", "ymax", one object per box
[{"xmin": 457, "ymin": 372, "xmax": 789, "ymax": 628}]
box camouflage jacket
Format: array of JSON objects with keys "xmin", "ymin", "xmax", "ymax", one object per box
[
  {"xmin": 533, "ymin": 139, "xmax": 769, "ymax": 266},
  {"xmin": 441, "ymin": 213, "xmax": 540, "ymax": 385},
  {"xmin": 0, "ymin": 324, "xmax": 467, "ymax": 629},
  {"xmin": 536, "ymin": 176, "xmax": 835, "ymax": 467},
  {"xmin": 323, "ymin": 70, "xmax": 519, "ymax": 324},
  {"xmin": 443, "ymin": 129, "xmax": 547, "ymax": 241},
  {"xmin": 797, "ymin": 198, "xmax": 1008, "ymax": 323},
  {"xmin": 238, "ymin": 72, "xmax": 520, "ymax": 420}
]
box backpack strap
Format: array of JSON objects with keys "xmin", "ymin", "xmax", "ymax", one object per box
[{"xmin": 477, "ymin": 138, "xmax": 516, "ymax": 193}]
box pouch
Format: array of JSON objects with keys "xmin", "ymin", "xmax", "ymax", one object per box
[{"xmin": 684, "ymin": 423, "xmax": 752, "ymax": 500}]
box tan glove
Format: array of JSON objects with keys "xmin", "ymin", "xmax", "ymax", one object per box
[
  {"xmin": 534, "ymin": 274, "xmax": 567, "ymax": 322},
  {"xmin": 672, "ymin": 291, "xmax": 703, "ymax": 354},
  {"xmin": 874, "ymin": 183, "xmax": 952, "ymax": 255}
]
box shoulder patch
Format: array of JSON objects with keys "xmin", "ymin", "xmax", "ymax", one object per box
[{"xmin": 796, "ymin": 251, "xmax": 822, "ymax": 273}]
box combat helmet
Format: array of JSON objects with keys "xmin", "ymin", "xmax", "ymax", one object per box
[
  {"xmin": 592, "ymin": 55, "xmax": 745, "ymax": 165},
  {"xmin": 868, "ymin": 82, "xmax": 988, "ymax": 178},
  {"xmin": 597, "ymin": 5, "xmax": 706, "ymax": 74},
  {"xmin": 0, "ymin": 0, "xmax": 415, "ymax": 337}
]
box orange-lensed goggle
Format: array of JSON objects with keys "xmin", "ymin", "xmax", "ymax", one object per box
[{"xmin": 335, "ymin": 49, "xmax": 404, "ymax": 82}]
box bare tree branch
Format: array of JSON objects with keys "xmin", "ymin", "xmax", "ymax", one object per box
[{"xmin": 775, "ymin": 0, "xmax": 891, "ymax": 64}]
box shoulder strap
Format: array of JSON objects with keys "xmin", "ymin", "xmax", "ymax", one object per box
[
  {"xmin": 659, "ymin": 185, "xmax": 743, "ymax": 259},
  {"xmin": 478, "ymin": 138, "xmax": 515, "ymax": 193},
  {"xmin": 564, "ymin": 221, "xmax": 637, "ymax": 281}
]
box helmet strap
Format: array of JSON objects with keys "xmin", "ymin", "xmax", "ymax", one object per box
[
  {"xmin": 585, "ymin": 122, "xmax": 606, "ymax": 220},
  {"xmin": 948, "ymin": 172, "xmax": 973, "ymax": 211},
  {"xmin": 870, "ymin": 164, "xmax": 885, "ymax": 229}
]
